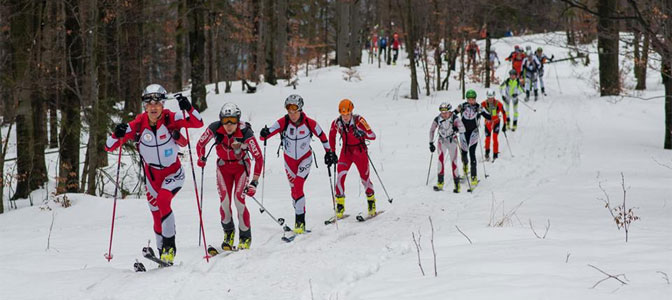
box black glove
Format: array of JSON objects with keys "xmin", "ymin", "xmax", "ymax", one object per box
[
  {"xmin": 550, "ymin": 54, "xmax": 554, "ymax": 61},
  {"xmin": 353, "ymin": 128, "xmax": 366, "ymax": 138},
  {"xmin": 114, "ymin": 123, "xmax": 128, "ymax": 139},
  {"xmin": 172, "ymin": 130, "xmax": 182, "ymax": 141},
  {"xmin": 177, "ymin": 94, "xmax": 192, "ymax": 111},
  {"xmin": 324, "ymin": 151, "xmax": 337, "ymax": 166},
  {"xmin": 429, "ymin": 142, "xmax": 436, "ymax": 153},
  {"xmin": 260, "ymin": 126, "xmax": 270, "ymax": 138},
  {"xmin": 502, "ymin": 122, "xmax": 507, "ymax": 133}
]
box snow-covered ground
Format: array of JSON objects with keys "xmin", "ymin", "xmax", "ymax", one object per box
[{"xmin": 1, "ymin": 33, "xmax": 671, "ymax": 300}]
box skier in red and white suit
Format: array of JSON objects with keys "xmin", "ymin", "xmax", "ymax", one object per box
[
  {"xmin": 259, "ymin": 95, "xmax": 334, "ymax": 233},
  {"xmin": 105, "ymin": 84, "xmax": 203, "ymax": 264},
  {"xmin": 196, "ymin": 103, "xmax": 262, "ymax": 250},
  {"xmin": 329, "ymin": 99, "xmax": 378, "ymax": 218}
]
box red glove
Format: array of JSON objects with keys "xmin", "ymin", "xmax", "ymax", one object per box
[
  {"xmin": 197, "ymin": 157, "xmax": 206, "ymax": 168},
  {"xmin": 245, "ymin": 180, "xmax": 258, "ymax": 197}
]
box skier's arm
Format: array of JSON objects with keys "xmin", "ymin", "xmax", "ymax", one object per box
[
  {"xmin": 196, "ymin": 123, "xmax": 216, "ymax": 159},
  {"xmin": 308, "ymin": 118, "xmax": 331, "ymax": 152},
  {"xmin": 328, "ymin": 119, "xmax": 338, "ymax": 151},
  {"xmin": 356, "ymin": 116, "xmax": 376, "ymax": 140},
  {"xmin": 259, "ymin": 118, "xmax": 284, "ymax": 141},
  {"xmin": 174, "ymin": 107, "xmax": 204, "ymax": 129},
  {"xmin": 245, "ymin": 136, "xmax": 264, "ymax": 178},
  {"xmin": 454, "ymin": 117, "xmax": 466, "ymax": 134},
  {"xmin": 499, "ymin": 102, "xmax": 507, "ymax": 124},
  {"xmin": 105, "ymin": 117, "xmax": 139, "ymax": 152},
  {"xmin": 429, "ymin": 117, "xmax": 439, "ymax": 142},
  {"xmin": 479, "ymin": 105, "xmax": 492, "ymax": 120}
]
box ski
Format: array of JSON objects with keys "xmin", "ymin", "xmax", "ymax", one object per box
[
  {"xmin": 432, "ymin": 186, "xmax": 443, "ymax": 191},
  {"xmin": 324, "ymin": 214, "xmax": 350, "ymax": 225},
  {"xmin": 133, "ymin": 259, "xmax": 146, "ymax": 272},
  {"xmin": 142, "ymin": 246, "xmax": 172, "ymax": 268},
  {"xmin": 207, "ymin": 245, "xmax": 238, "ymax": 257},
  {"xmin": 281, "ymin": 229, "xmax": 312, "ymax": 243},
  {"xmin": 355, "ymin": 210, "xmax": 385, "ymax": 222}
]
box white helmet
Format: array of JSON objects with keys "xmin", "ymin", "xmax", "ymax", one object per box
[
  {"xmin": 141, "ymin": 84, "xmax": 167, "ymax": 101},
  {"xmin": 284, "ymin": 94, "xmax": 304, "ymax": 110},
  {"xmin": 486, "ymin": 89, "xmax": 496, "ymax": 98},
  {"xmin": 439, "ymin": 102, "xmax": 452, "ymax": 112},
  {"xmin": 219, "ymin": 103, "xmax": 241, "ymax": 121}
]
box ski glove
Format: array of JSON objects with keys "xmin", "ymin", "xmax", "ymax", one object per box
[
  {"xmin": 114, "ymin": 123, "xmax": 128, "ymax": 139},
  {"xmin": 172, "ymin": 130, "xmax": 182, "ymax": 141},
  {"xmin": 429, "ymin": 142, "xmax": 436, "ymax": 152},
  {"xmin": 502, "ymin": 122, "xmax": 507, "ymax": 133},
  {"xmin": 324, "ymin": 151, "xmax": 338, "ymax": 166},
  {"xmin": 245, "ymin": 180, "xmax": 258, "ymax": 197},
  {"xmin": 197, "ymin": 156, "xmax": 206, "ymax": 168},
  {"xmin": 259, "ymin": 127, "xmax": 270, "ymax": 138},
  {"xmin": 177, "ymin": 94, "xmax": 192, "ymax": 111},
  {"xmin": 353, "ymin": 128, "xmax": 366, "ymax": 138}
]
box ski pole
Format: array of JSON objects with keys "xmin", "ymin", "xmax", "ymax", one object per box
[
  {"xmin": 327, "ymin": 162, "xmax": 338, "ymax": 229},
  {"xmin": 477, "ymin": 121, "xmax": 489, "ymax": 179},
  {"xmin": 456, "ymin": 135, "xmax": 473, "ymax": 192},
  {"xmin": 198, "ymin": 143, "xmax": 216, "ymax": 247},
  {"xmin": 366, "ymin": 152, "xmax": 393, "ymax": 203},
  {"xmin": 425, "ymin": 151, "xmax": 434, "ymax": 186},
  {"xmin": 104, "ymin": 148, "xmax": 123, "ymax": 262},
  {"xmin": 248, "ymin": 195, "xmax": 291, "ymax": 232},
  {"xmin": 553, "ymin": 63, "xmax": 562, "ymax": 94},
  {"xmin": 520, "ymin": 99, "xmax": 537, "ymax": 112},
  {"xmin": 260, "ymin": 134, "xmax": 267, "ymax": 213},
  {"xmin": 178, "ymin": 99, "xmax": 210, "ymax": 262},
  {"xmin": 503, "ymin": 130, "xmax": 514, "ymax": 157}
]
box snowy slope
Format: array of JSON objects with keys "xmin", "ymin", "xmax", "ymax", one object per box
[{"xmin": 1, "ymin": 32, "xmax": 671, "ymax": 300}]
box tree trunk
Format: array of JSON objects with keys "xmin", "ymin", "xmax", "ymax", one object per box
[
  {"xmin": 404, "ymin": 0, "xmax": 418, "ymax": 99},
  {"xmin": 121, "ymin": 0, "xmax": 143, "ymax": 119},
  {"xmin": 30, "ymin": 93, "xmax": 47, "ymax": 190},
  {"xmin": 174, "ymin": 0, "xmax": 186, "ymax": 91},
  {"xmin": 635, "ymin": 33, "xmax": 649, "ymax": 90},
  {"xmin": 597, "ymin": 0, "xmax": 620, "ymax": 96},
  {"xmin": 48, "ymin": 98, "xmax": 58, "ymax": 148},
  {"xmin": 485, "ymin": 32, "xmax": 491, "ymax": 88},
  {"xmin": 188, "ymin": 0, "xmax": 207, "ymax": 111},
  {"xmin": 664, "ymin": 56, "xmax": 671, "ymax": 149},
  {"xmin": 59, "ymin": 0, "xmax": 83, "ymax": 194}
]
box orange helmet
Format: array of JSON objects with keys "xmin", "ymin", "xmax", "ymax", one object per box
[{"xmin": 338, "ymin": 99, "xmax": 354, "ymax": 115}]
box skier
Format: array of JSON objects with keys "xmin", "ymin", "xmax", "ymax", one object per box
[
  {"xmin": 505, "ymin": 45, "xmax": 526, "ymax": 77},
  {"xmin": 466, "ymin": 39, "xmax": 481, "ymax": 72},
  {"xmin": 500, "ymin": 69, "xmax": 525, "ymax": 131},
  {"xmin": 259, "ymin": 95, "xmax": 335, "ymax": 234},
  {"xmin": 521, "ymin": 53, "xmax": 541, "ymax": 101},
  {"xmin": 488, "ymin": 47, "xmax": 500, "ymax": 82},
  {"xmin": 329, "ymin": 99, "xmax": 377, "ymax": 218},
  {"xmin": 534, "ymin": 47, "xmax": 554, "ymax": 96},
  {"xmin": 392, "ymin": 32, "xmax": 400, "ymax": 65},
  {"xmin": 429, "ymin": 102, "xmax": 466, "ymax": 193},
  {"xmin": 481, "ymin": 89, "xmax": 507, "ymax": 161},
  {"xmin": 372, "ymin": 33, "xmax": 379, "ymax": 57},
  {"xmin": 104, "ymin": 84, "xmax": 203, "ymax": 265},
  {"xmin": 456, "ymin": 89, "xmax": 490, "ymax": 187},
  {"xmin": 196, "ymin": 103, "xmax": 263, "ymax": 250}
]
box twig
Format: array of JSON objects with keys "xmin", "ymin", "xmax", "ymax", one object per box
[
  {"xmin": 565, "ymin": 252, "xmax": 571, "ymax": 263},
  {"xmin": 411, "ymin": 232, "xmax": 425, "ymax": 276},
  {"xmin": 588, "ymin": 264, "xmax": 628, "ymax": 288},
  {"xmin": 309, "ymin": 279, "xmax": 314, "ymax": 300},
  {"xmin": 46, "ymin": 210, "xmax": 55, "ymax": 251},
  {"xmin": 652, "ymin": 157, "xmax": 672, "ymax": 170},
  {"xmin": 429, "ymin": 216, "xmax": 437, "ymax": 277},
  {"xmin": 657, "ymin": 271, "xmax": 670, "ymax": 284},
  {"xmin": 455, "ymin": 225, "xmax": 472, "ymax": 244},
  {"xmin": 529, "ymin": 219, "xmax": 551, "ymax": 239}
]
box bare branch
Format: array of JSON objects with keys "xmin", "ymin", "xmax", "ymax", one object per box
[
  {"xmin": 529, "ymin": 219, "xmax": 551, "ymax": 239},
  {"xmin": 652, "ymin": 156, "xmax": 672, "ymax": 170},
  {"xmin": 566, "ymin": 252, "xmax": 571, "ymax": 263},
  {"xmin": 455, "ymin": 225, "xmax": 472, "ymax": 244},
  {"xmin": 411, "ymin": 232, "xmax": 425, "ymax": 276},
  {"xmin": 588, "ymin": 264, "xmax": 628, "ymax": 288},
  {"xmin": 429, "ymin": 216, "xmax": 437, "ymax": 277},
  {"xmin": 657, "ymin": 271, "xmax": 670, "ymax": 284}
]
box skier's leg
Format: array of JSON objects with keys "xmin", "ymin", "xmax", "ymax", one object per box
[
  {"xmin": 459, "ymin": 132, "xmax": 469, "ymax": 174},
  {"xmin": 334, "ymin": 152, "xmax": 353, "ymax": 216},
  {"xmin": 502, "ymin": 97, "xmax": 511, "ymax": 124},
  {"xmin": 513, "ymin": 97, "xmax": 520, "ymax": 129},
  {"xmin": 493, "ymin": 121, "xmax": 501, "ymax": 155},
  {"xmin": 233, "ymin": 164, "xmax": 251, "ymax": 248},
  {"xmin": 289, "ymin": 155, "xmax": 312, "ymax": 232},
  {"xmin": 469, "ymin": 131, "xmax": 478, "ymax": 179},
  {"xmin": 447, "ymin": 139, "xmax": 461, "ymax": 192},
  {"xmin": 216, "ymin": 164, "xmax": 236, "ymax": 241},
  {"xmin": 353, "ymin": 150, "xmax": 376, "ymax": 215},
  {"xmin": 154, "ymin": 166, "xmax": 185, "ymax": 259},
  {"xmin": 484, "ymin": 122, "xmax": 492, "ymax": 155},
  {"xmin": 436, "ymin": 140, "xmax": 446, "ymax": 185}
]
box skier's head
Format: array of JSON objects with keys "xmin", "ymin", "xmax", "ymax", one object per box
[
  {"xmin": 466, "ymin": 89, "xmax": 477, "ymax": 104},
  {"xmin": 285, "ymin": 94, "xmax": 304, "ymax": 123},
  {"xmin": 509, "ymin": 69, "xmax": 517, "ymax": 78},
  {"xmin": 219, "ymin": 103, "xmax": 241, "ymax": 134},
  {"xmin": 514, "ymin": 45, "xmax": 520, "ymax": 52},
  {"xmin": 141, "ymin": 84, "xmax": 167, "ymax": 123},
  {"xmin": 339, "ymin": 99, "xmax": 355, "ymax": 122},
  {"xmin": 536, "ymin": 47, "xmax": 543, "ymax": 54},
  {"xmin": 486, "ymin": 89, "xmax": 496, "ymax": 101},
  {"xmin": 439, "ymin": 102, "xmax": 453, "ymax": 118}
]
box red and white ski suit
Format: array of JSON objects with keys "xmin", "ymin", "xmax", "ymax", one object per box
[
  {"xmin": 481, "ymin": 99, "xmax": 507, "ymax": 154},
  {"xmin": 329, "ymin": 115, "xmax": 376, "ymax": 197},
  {"xmin": 105, "ymin": 108, "xmax": 203, "ymax": 251},
  {"xmin": 196, "ymin": 121, "xmax": 263, "ymax": 238},
  {"xmin": 429, "ymin": 114, "xmax": 465, "ymax": 181},
  {"xmin": 260, "ymin": 113, "xmax": 330, "ymax": 217}
]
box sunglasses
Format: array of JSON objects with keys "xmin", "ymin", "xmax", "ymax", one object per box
[
  {"xmin": 439, "ymin": 108, "xmax": 451, "ymax": 112},
  {"xmin": 221, "ymin": 116, "xmax": 239, "ymax": 125},
  {"xmin": 286, "ymin": 104, "xmax": 299, "ymax": 112}
]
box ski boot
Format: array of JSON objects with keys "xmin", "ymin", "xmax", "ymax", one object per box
[
  {"xmin": 453, "ymin": 178, "xmax": 461, "ymax": 193},
  {"xmin": 335, "ymin": 195, "xmax": 345, "ymax": 218},
  {"xmin": 221, "ymin": 230, "xmax": 235, "ymax": 251},
  {"xmin": 294, "ymin": 214, "xmax": 306, "ymax": 234},
  {"xmin": 493, "ymin": 153, "xmax": 499, "ymax": 161},
  {"xmin": 433, "ymin": 174, "xmax": 444, "ymax": 191},
  {"xmin": 512, "ymin": 120, "xmax": 518, "ymax": 132},
  {"xmin": 485, "ymin": 149, "xmax": 491, "ymax": 161},
  {"xmin": 470, "ymin": 176, "xmax": 479, "ymax": 187},
  {"xmin": 462, "ymin": 164, "xmax": 469, "ymax": 177},
  {"xmin": 367, "ymin": 194, "xmax": 377, "ymax": 217},
  {"xmin": 525, "ymin": 91, "xmax": 530, "ymax": 102},
  {"xmin": 542, "ymin": 87, "xmax": 547, "ymax": 96},
  {"xmin": 238, "ymin": 230, "xmax": 251, "ymax": 250},
  {"xmin": 534, "ymin": 89, "xmax": 539, "ymax": 101},
  {"xmin": 160, "ymin": 247, "xmax": 175, "ymax": 265}
]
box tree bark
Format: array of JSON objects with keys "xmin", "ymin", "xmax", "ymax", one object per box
[
  {"xmin": 404, "ymin": 0, "xmax": 418, "ymax": 99},
  {"xmin": 59, "ymin": 0, "xmax": 83, "ymax": 194},
  {"xmin": 188, "ymin": 0, "xmax": 207, "ymax": 111},
  {"xmin": 635, "ymin": 32, "xmax": 649, "ymax": 90},
  {"xmin": 174, "ymin": 0, "xmax": 186, "ymax": 91},
  {"xmin": 597, "ymin": 0, "xmax": 620, "ymax": 96},
  {"xmin": 485, "ymin": 31, "xmax": 491, "ymax": 88}
]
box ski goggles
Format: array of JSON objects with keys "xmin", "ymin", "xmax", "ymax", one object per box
[
  {"xmin": 220, "ymin": 116, "xmax": 239, "ymax": 125},
  {"xmin": 285, "ymin": 104, "xmax": 300, "ymax": 112},
  {"xmin": 142, "ymin": 94, "xmax": 166, "ymax": 105},
  {"xmin": 439, "ymin": 107, "xmax": 452, "ymax": 112}
]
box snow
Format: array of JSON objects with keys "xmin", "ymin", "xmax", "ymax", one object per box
[{"xmin": 1, "ymin": 32, "xmax": 671, "ymax": 300}]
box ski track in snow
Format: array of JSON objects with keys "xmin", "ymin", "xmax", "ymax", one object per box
[{"xmin": 1, "ymin": 32, "xmax": 671, "ymax": 300}]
